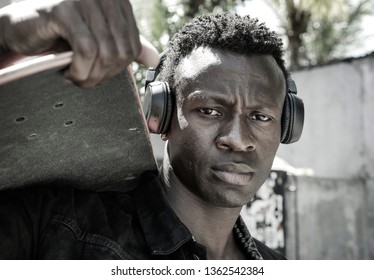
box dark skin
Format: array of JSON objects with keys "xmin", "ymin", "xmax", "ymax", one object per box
[
  {"xmin": 0, "ymin": 0, "xmax": 151, "ymax": 87},
  {"xmin": 163, "ymin": 46, "xmax": 286, "ymax": 259}
]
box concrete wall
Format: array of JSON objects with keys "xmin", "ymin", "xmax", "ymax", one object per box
[
  {"xmin": 285, "ymin": 176, "xmax": 372, "ymax": 259},
  {"xmin": 277, "ymin": 55, "xmax": 374, "ymax": 181},
  {"xmin": 279, "ymin": 55, "xmax": 374, "ymax": 259},
  {"xmin": 367, "ymin": 179, "xmax": 374, "ymax": 258}
]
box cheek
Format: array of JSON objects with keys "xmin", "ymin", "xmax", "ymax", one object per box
[
  {"xmin": 170, "ymin": 127, "xmax": 204, "ymax": 164},
  {"xmin": 260, "ymin": 136, "xmax": 280, "ymax": 171},
  {"xmin": 254, "ymin": 124, "xmax": 281, "ymax": 164},
  {"xmin": 170, "ymin": 108, "xmax": 213, "ymax": 157},
  {"xmin": 168, "ymin": 131, "xmax": 200, "ymax": 187},
  {"xmin": 263, "ymin": 127, "xmax": 281, "ymax": 151},
  {"xmin": 169, "ymin": 119, "xmax": 213, "ymax": 175}
]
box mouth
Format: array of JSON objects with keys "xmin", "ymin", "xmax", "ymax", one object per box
[{"xmin": 211, "ymin": 163, "xmax": 254, "ymax": 186}]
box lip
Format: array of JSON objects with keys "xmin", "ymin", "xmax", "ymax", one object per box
[{"xmin": 211, "ymin": 163, "xmax": 254, "ymax": 186}]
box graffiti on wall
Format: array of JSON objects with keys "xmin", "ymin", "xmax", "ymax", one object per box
[{"xmin": 241, "ymin": 170, "xmax": 287, "ymax": 255}]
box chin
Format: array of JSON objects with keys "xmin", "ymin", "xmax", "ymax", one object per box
[
  {"xmin": 203, "ymin": 188, "xmax": 255, "ymax": 209},
  {"xmin": 210, "ymin": 198, "xmax": 249, "ymax": 209}
]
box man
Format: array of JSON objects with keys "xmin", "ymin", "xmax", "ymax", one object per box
[{"xmin": 0, "ymin": 0, "xmax": 294, "ymax": 259}]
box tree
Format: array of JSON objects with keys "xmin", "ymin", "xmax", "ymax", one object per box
[
  {"xmin": 264, "ymin": 0, "xmax": 373, "ymax": 69},
  {"xmin": 132, "ymin": 0, "xmax": 373, "ymax": 72}
]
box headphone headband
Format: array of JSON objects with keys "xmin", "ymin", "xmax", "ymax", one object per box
[{"xmin": 145, "ymin": 50, "xmax": 168, "ymax": 89}]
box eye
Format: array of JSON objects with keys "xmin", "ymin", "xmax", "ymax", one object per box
[
  {"xmin": 198, "ymin": 108, "xmax": 222, "ymax": 116},
  {"xmin": 249, "ymin": 113, "xmax": 271, "ymax": 122}
]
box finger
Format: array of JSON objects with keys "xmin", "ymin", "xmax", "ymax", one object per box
[
  {"xmin": 136, "ymin": 36, "xmax": 159, "ymax": 68},
  {"xmin": 2, "ymin": 10, "xmax": 55, "ymax": 54},
  {"xmin": 0, "ymin": 0, "xmax": 63, "ymax": 54},
  {"xmin": 50, "ymin": 1, "xmax": 98, "ymax": 83},
  {"xmin": 120, "ymin": 0, "xmax": 142, "ymax": 60},
  {"xmin": 98, "ymin": 0, "xmax": 140, "ymax": 70},
  {"xmin": 83, "ymin": 0, "xmax": 141, "ymax": 87},
  {"xmin": 75, "ymin": 0, "xmax": 118, "ymax": 87},
  {"xmin": 98, "ymin": 0, "xmax": 129, "ymax": 61}
]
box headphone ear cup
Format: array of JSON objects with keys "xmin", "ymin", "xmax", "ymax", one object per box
[
  {"xmin": 159, "ymin": 82, "xmax": 173, "ymax": 134},
  {"xmin": 281, "ymin": 93, "xmax": 304, "ymax": 144},
  {"xmin": 143, "ymin": 81, "xmax": 173, "ymax": 134},
  {"xmin": 280, "ymin": 94, "xmax": 291, "ymax": 143}
]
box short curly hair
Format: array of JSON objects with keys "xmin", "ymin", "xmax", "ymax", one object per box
[{"xmin": 159, "ymin": 13, "xmax": 287, "ymax": 91}]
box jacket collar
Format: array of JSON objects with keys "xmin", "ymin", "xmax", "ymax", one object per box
[
  {"xmin": 133, "ymin": 171, "xmax": 192, "ymax": 255},
  {"xmin": 133, "ymin": 171, "xmax": 262, "ymax": 259}
]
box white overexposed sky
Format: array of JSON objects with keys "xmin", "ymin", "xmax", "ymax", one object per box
[{"xmin": 236, "ymin": 0, "xmax": 282, "ymax": 31}]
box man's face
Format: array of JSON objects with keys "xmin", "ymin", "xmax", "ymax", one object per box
[{"xmin": 167, "ymin": 46, "xmax": 286, "ymax": 208}]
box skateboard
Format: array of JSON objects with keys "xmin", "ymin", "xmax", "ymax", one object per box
[{"xmin": 0, "ymin": 52, "xmax": 157, "ymax": 192}]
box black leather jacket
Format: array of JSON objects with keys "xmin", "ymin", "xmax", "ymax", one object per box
[{"xmin": 0, "ymin": 171, "xmax": 285, "ymax": 260}]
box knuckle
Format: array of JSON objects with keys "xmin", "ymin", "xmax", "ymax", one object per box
[
  {"xmin": 118, "ymin": 41, "xmax": 139, "ymax": 62},
  {"xmin": 83, "ymin": 74, "xmax": 106, "ymax": 88},
  {"xmin": 65, "ymin": 68, "xmax": 88, "ymax": 84},
  {"xmin": 133, "ymin": 39, "xmax": 142, "ymax": 58},
  {"xmin": 75, "ymin": 37, "xmax": 98, "ymax": 58},
  {"xmin": 50, "ymin": 1, "xmax": 76, "ymax": 26},
  {"xmin": 117, "ymin": 48, "xmax": 134, "ymax": 63},
  {"xmin": 98, "ymin": 46, "xmax": 118, "ymax": 67},
  {"xmin": 75, "ymin": 80, "xmax": 95, "ymax": 89},
  {"xmin": 72, "ymin": 72, "xmax": 101, "ymax": 88}
]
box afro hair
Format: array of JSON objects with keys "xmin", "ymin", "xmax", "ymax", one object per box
[{"xmin": 159, "ymin": 13, "xmax": 287, "ymax": 91}]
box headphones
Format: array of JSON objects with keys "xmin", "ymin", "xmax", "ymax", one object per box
[{"xmin": 143, "ymin": 51, "xmax": 304, "ymax": 144}]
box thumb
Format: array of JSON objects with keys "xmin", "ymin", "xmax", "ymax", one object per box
[{"xmin": 135, "ymin": 35, "xmax": 159, "ymax": 68}]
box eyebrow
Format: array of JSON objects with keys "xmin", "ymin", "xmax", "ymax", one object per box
[
  {"xmin": 186, "ymin": 90, "xmax": 280, "ymax": 110},
  {"xmin": 186, "ymin": 91, "xmax": 234, "ymax": 104}
]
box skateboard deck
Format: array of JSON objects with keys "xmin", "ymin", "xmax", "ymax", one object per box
[{"xmin": 0, "ymin": 52, "xmax": 157, "ymax": 192}]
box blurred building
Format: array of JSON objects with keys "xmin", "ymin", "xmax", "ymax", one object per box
[{"xmin": 275, "ymin": 53, "xmax": 374, "ymax": 259}]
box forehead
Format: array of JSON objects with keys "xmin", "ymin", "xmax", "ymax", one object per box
[{"xmin": 174, "ymin": 46, "xmax": 285, "ymax": 94}]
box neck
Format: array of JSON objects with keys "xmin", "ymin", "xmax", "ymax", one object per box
[{"xmin": 162, "ymin": 147, "xmax": 244, "ymax": 259}]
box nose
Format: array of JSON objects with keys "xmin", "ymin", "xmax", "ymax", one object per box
[{"xmin": 216, "ymin": 116, "xmax": 256, "ymax": 152}]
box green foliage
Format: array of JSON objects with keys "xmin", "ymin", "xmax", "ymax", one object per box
[
  {"xmin": 131, "ymin": 0, "xmax": 373, "ymax": 85},
  {"xmin": 304, "ymin": 0, "xmax": 373, "ymax": 65},
  {"xmin": 266, "ymin": 0, "xmax": 373, "ymax": 67}
]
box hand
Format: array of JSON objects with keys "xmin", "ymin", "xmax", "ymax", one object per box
[{"xmin": 0, "ymin": 0, "xmax": 142, "ymax": 87}]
